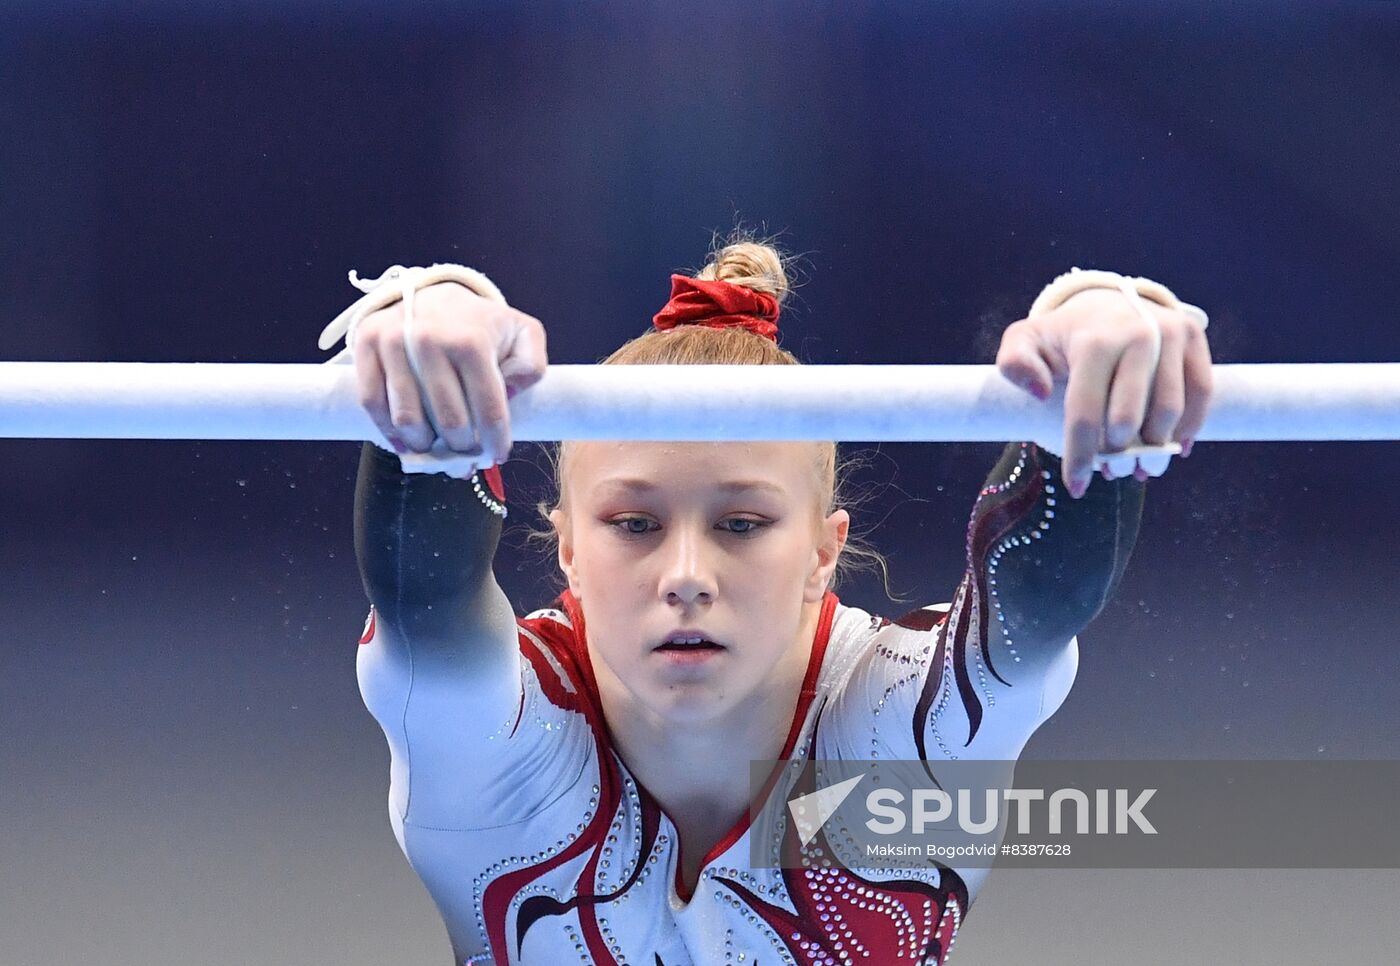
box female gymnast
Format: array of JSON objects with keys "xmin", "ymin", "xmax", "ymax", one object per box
[{"xmin": 327, "ymin": 234, "xmax": 1214, "ymax": 965}]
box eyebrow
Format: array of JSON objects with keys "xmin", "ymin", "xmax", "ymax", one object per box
[{"xmin": 593, "ymin": 477, "xmax": 788, "ymax": 497}]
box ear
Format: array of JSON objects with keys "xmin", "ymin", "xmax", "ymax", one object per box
[
  {"xmin": 805, "ymin": 508, "xmax": 850, "ymax": 602},
  {"xmin": 549, "ymin": 507, "xmax": 583, "ymax": 599}
]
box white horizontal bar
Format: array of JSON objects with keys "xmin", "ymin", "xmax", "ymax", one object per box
[{"xmin": 0, "ymin": 362, "xmax": 1396, "ymax": 443}]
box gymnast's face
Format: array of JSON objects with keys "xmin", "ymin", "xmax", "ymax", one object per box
[{"xmin": 551, "ymin": 441, "xmax": 848, "ymax": 727}]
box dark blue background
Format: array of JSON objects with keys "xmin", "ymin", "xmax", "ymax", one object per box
[{"xmin": 2, "ymin": 3, "xmax": 1397, "ymax": 963}]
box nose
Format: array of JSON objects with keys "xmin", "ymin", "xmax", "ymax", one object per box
[{"xmin": 657, "ymin": 522, "xmax": 718, "ymax": 607}]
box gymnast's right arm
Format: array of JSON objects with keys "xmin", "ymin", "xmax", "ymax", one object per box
[
  {"xmin": 352, "ymin": 276, "xmax": 546, "ymax": 677},
  {"xmin": 353, "ymin": 443, "xmax": 534, "ymax": 828},
  {"xmin": 346, "ymin": 278, "xmax": 549, "ymax": 825}
]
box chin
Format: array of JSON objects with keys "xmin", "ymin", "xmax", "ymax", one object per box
[{"xmin": 645, "ymin": 685, "xmax": 732, "ymax": 726}]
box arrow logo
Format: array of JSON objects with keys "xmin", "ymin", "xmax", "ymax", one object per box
[{"xmin": 787, "ymin": 774, "xmax": 864, "ymax": 847}]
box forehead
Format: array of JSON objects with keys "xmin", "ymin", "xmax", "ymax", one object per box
[{"xmin": 567, "ymin": 441, "xmax": 820, "ymax": 500}]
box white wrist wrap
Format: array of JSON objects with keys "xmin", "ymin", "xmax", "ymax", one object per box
[
  {"xmin": 1028, "ymin": 266, "xmax": 1208, "ymax": 330},
  {"xmin": 319, "ymin": 263, "xmax": 510, "ymax": 478}
]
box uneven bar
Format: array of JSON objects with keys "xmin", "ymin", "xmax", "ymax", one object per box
[{"xmin": 0, "ymin": 362, "xmax": 1396, "ymax": 443}]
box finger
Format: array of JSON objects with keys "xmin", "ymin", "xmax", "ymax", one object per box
[
  {"xmin": 1174, "ymin": 321, "xmax": 1215, "ymax": 448},
  {"xmin": 995, "ymin": 321, "xmax": 1055, "ymax": 400},
  {"xmin": 498, "ymin": 313, "xmax": 549, "ymax": 396},
  {"xmin": 374, "ymin": 323, "xmax": 435, "ymax": 453},
  {"xmin": 354, "ymin": 342, "xmax": 399, "ymax": 450},
  {"xmin": 1102, "ymin": 330, "xmax": 1159, "ymax": 451},
  {"xmin": 408, "ymin": 335, "xmax": 479, "ymax": 454},
  {"xmin": 1062, "ymin": 335, "xmax": 1120, "ymax": 497},
  {"xmin": 447, "ymin": 330, "xmax": 513, "ymax": 464},
  {"xmin": 1139, "ymin": 324, "xmax": 1186, "ymax": 446}
]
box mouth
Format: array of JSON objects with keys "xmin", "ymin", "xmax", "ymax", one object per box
[{"xmin": 652, "ymin": 632, "xmax": 727, "ymax": 663}]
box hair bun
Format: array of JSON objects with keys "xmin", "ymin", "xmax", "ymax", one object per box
[{"xmin": 697, "ymin": 239, "xmax": 790, "ymax": 306}]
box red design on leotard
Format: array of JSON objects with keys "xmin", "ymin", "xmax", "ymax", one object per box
[
  {"xmin": 912, "ymin": 445, "xmax": 1048, "ymax": 753},
  {"xmin": 481, "ymin": 589, "xmax": 838, "ymax": 964},
  {"xmin": 713, "ymin": 704, "xmax": 969, "ymax": 964},
  {"xmin": 482, "ymin": 464, "xmax": 506, "ymax": 503},
  {"xmin": 481, "ymin": 598, "xmax": 628, "ymax": 965}
]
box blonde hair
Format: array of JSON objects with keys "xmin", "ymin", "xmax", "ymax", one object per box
[{"xmin": 535, "ymin": 227, "xmax": 892, "ymax": 594}]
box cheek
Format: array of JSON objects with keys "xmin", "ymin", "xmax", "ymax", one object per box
[
  {"xmin": 575, "ymin": 535, "xmax": 649, "ymax": 603},
  {"xmin": 739, "ymin": 530, "xmax": 817, "ymax": 590},
  {"xmin": 573, "ymin": 528, "xmax": 617, "ymax": 572}
]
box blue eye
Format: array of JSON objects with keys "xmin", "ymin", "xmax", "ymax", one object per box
[
  {"xmin": 722, "ymin": 518, "xmax": 765, "ymax": 535},
  {"xmin": 612, "ymin": 517, "xmax": 655, "ymax": 535}
]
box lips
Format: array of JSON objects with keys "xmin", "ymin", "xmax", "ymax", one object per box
[
  {"xmin": 653, "ymin": 630, "xmax": 727, "ymax": 651},
  {"xmin": 652, "ymin": 632, "xmax": 727, "ymax": 667}
]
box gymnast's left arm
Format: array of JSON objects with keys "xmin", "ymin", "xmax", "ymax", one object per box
[
  {"xmin": 978, "ymin": 271, "xmax": 1214, "ymax": 672},
  {"xmin": 831, "ymin": 272, "xmax": 1214, "ymax": 761},
  {"xmin": 953, "ymin": 271, "xmax": 1215, "ymax": 747}
]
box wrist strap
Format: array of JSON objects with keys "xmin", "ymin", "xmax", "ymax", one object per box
[
  {"xmin": 317, "ymin": 262, "xmax": 508, "ymax": 363},
  {"xmin": 1027, "ymin": 266, "xmax": 1209, "ymax": 330}
]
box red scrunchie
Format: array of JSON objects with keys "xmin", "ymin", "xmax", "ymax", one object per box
[{"xmin": 651, "ymin": 274, "xmax": 781, "ymax": 343}]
